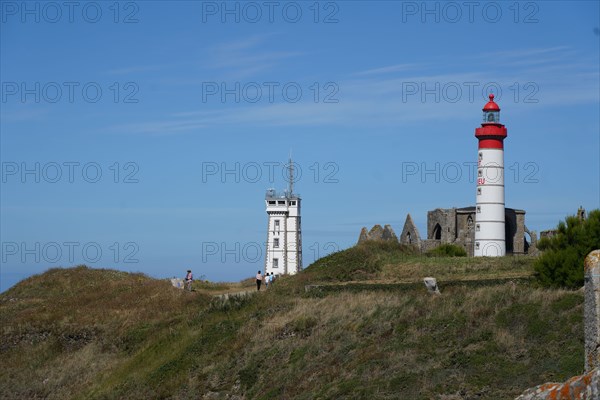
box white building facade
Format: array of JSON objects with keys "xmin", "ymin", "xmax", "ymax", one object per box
[{"xmin": 264, "ymin": 189, "xmax": 302, "ymax": 275}]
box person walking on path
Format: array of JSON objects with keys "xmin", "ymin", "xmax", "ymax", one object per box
[
  {"xmin": 256, "ymin": 270, "xmax": 263, "ymax": 291},
  {"xmin": 185, "ymin": 269, "xmax": 193, "ymax": 292}
]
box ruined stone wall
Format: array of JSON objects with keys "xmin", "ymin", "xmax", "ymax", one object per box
[
  {"xmin": 421, "ymin": 239, "xmax": 442, "ymax": 253},
  {"xmin": 427, "ymin": 208, "xmax": 457, "ymax": 243},
  {"xmin": 513, "ymin": 211, "xmax": 526, "ymax": 254},
  {"xmin": 357, "ymin": 206, "xmax": 532, "ymax": 256},
  {"xmin": 357, "ymin": 224, "xmax": 398, "ymax": 244},
  {"xmin": 455, "ymin": 211, "xmax": 474, "ymax": 256},
  {"xmin": 540, "ymin": 230, "xmax": 558, "ymax": 240},
  {"xmin": 400, "ymin": 214, "xmax": 422, "ymax": 252}
]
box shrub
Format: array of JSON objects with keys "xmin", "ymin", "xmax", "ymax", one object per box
[
  {"xmin": 426, "ymin": 244, "xmax": 467, "ymax": 257},
  {"xmin": 534, "ymin": 209, "xmax": 600, "ymax": 288}
]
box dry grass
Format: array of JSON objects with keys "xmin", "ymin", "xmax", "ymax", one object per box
[
  {"xmin": 0, "ymin": 266, "xmax": 210, "ymax": 399},
  {"xmin": 0, "ymin": 258, "xmax": 584, "ymax": 400},
  {"xmin": 192, "ymin": 277, "xmax": 256, "ymax": 295},
  {"xmin": 379, "ymin": 254, "xmax": 535, "ymax": 283},
  {"xmin": 227, "ymin": 282, "xmax": 583, "ymax": 399}
]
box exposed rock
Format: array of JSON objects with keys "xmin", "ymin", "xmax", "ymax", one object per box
[
  {"xmin": 515, "ymin": 368, "xmax": 600, "ymax": 400},
  {"xmin": 585, "ymin": 250, "xmax": 600, "ymax": 371},
  {"xmin": 423, "ymin": 277, "xmax": 440, "ymax": 295},
  {"xmin": 515, "ymin": 250, "xmax": 600, "ymax": 399},
  {"xmin": 170, "ymin": 278, "xmax": 184, "ymax": 289}
]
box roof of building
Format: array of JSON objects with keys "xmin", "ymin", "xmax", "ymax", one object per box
[{"xmin": 483, "ymin": 93, "xmax": 500, "ymax": 111}]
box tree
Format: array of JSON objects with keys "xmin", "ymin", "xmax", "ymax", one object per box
[{"xmin": 534, "ymin": 209, "xmax": 600, "ymax": 288}]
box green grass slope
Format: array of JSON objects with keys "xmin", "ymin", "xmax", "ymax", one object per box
[{"xmin": 0, "ymin": 245, "xmax": 584, "ymax": 399}]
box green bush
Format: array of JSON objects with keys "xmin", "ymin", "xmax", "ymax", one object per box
[
  {"xmin": 535, "ymin": 209, "xmax": 600, "ymax": 288},
  {"xmin": 426, "ymin": 244, "xmax": 467, "ymax": 257}
]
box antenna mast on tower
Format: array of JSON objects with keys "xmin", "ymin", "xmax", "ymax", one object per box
[{"xmin": 288, "ymin": 152, "xmax": 294, "ymax": 197}]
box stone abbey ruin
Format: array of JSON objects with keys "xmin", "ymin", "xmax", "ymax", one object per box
[
  {"xmin": 358, "ymin": 207, "xmax": 587, "ymax": 256},
  {"xmin": 358, "ymin": 207, "xmax": 534, "ymax": 256}
]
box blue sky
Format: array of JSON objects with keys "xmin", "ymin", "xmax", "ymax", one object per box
[{"xmin": 1, "ymin": 1, "xmax": 599, "ymax": 291}]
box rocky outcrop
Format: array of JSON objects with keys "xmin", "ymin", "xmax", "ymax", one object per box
[
  {"xmin": 357, "ymin": 224, "xmax": 398, "ymax": 244},
  {"xmin": 515, "ymin": 369, "xmax": 600, "ymax": 400},
  {"xmin": 585, "ymin": 250, "xmax": 600, "ymax": 371},
  {"xmin": 423, "ymin": 277, "xmax": 440, "ymax": 295},
  {"xmin": 170, "ymin": 278, "xmax": 184, "ymax": 289},
  {"xmin": 515, "ymin": 250, "xmax": 600, "ymax": 400}
]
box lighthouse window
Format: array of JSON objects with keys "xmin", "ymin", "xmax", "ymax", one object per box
[
  {"xmin": 478, "ymin": 169, "xmax": 483, "ymax": 177},
  {"xmin": 273, "ymin": 258, "xmax": 279, "ymax": 268},
  {"xmin": 477, "ymin": 188, "xmax": 482, "ymax": 195},
  {"xmin": 274, "ymin": 220, "xmax": 280, "ymax": 229},
  {"xmin": 479, "ymin": 153, "xmax": 483, "ymax": 161},
  {"xmin": 476, "ymin": 206, "xmax": 481, "ymax": 213},
  {"xmin": 290, "ymin": 201, "xmax": 296, "ymax": 205},
  {"xmin": 274, "ymin": 238, "xmax": 280, "ymax": 248},
  {"xmin": 475, "ymin": 242, "xmax": 480, "ymax": 250},
  {"xmin": 476, "ymin": 224, "xmax": 480, "ymax": 232},
  {"xmin": 268, "ymin": 201, "xmax": 276, "ymax": 205},
  {"xmin": 278, "ymin": 201, "xmax": 286, "ymax": 205}
]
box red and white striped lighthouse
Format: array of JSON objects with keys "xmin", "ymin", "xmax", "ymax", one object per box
[{"xmin": 474, "ymin": 94, "xmax": 507, "ymax": 257}]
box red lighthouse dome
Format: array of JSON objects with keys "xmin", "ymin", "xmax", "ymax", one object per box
[
  {"xmin": 480, "ymin": 93, "xmax": 502, "ymax": 125},
  {"xmin": 483, "ymin": 93, "xmax": 500, "ymax": 112}
]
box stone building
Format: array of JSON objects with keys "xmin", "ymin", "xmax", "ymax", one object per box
[
  {"xmin": 401, "ymin": 207, "xmax": 535, "ymax": 256},
  {"xmin": 358, "ymin": 207, "xmax": 537, "ymax": 256}
]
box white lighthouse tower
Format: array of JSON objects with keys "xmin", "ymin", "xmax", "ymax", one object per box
[
  {"xmin": 474, "ymin": 94, "xmax": 507, "ymax": 257},
  {"xmin": 264, "ymin": 160, "xmax": 302, "ymax": 275}
]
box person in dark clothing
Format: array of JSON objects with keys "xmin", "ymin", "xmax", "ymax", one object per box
[{"xmin": 256, "ymin": 270, "xmax": 263, "ymax": 291}]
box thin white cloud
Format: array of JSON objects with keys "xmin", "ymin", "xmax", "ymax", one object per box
[
  {"xmin": 476, "ymin": 46, "xmax": 571, "ymax": 60},
  {"xmin": 105, "ymin": 46, "xmax": 598, "ymax": 134},
  {"xmin": 353, "ymin": 63, "xmax": 422, "ymax": 76},
  {"xmin": 202, "ymin": 34, "xmax": 303, "ymax": 79}
]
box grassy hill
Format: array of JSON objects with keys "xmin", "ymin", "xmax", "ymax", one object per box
[{"xmin": 0, "ymin": 243, "xmax": 584, "ymax": 399}]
